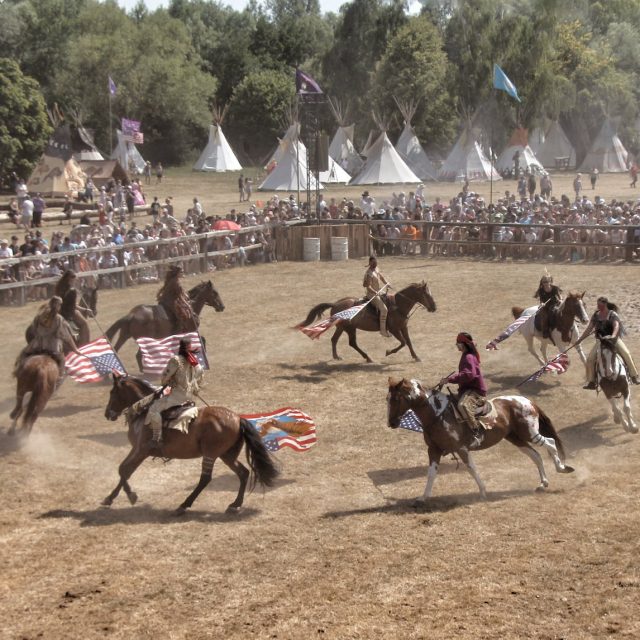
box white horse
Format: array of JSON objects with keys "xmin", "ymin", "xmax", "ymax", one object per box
[
  {"xmin": 513, "ymin": 292, "xmax": 589, "ymax": 366},
  {"xmin": 596, "ymin": 339, "xmax": 637, "ymax": 434}
]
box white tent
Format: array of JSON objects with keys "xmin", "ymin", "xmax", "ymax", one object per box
[
  {"xmin": 439, "ymin": 125, "xmax": 501, "ymax": 182},
  {"xmin": 328, "ymin": 125, "xmax": 363, "ymax": 175},
  {"xmin": 579, "ymin": 118, "xmax": 629, "ymax": 173},
  {"xmin": 319, "ymin": 156, "xmax": 352, "ymax": 184},
  {"xmin": 528, "ymin": 127, "xmax": 545, "ymax": 156},
  {"xmin": 361, "ymin": 130, "xmax": 377, "ymax": 158},
  {"xmin": 495, "ymin": 128, "xmax": 544, "ymax": 175},
  {"xmin": 111, "ymin": 129, "xmax": 146, "ymax": 174},
  {"xmin": 194, "ymin": 124, "xmax": 242, "ymax": 171},
  {"xmin": 532, "ymin": 121, "xmax": 576, "ymax": 169},
  {"xmin": 349, "ymin": 132, "xmax": 420, "ymax": 185},
  {"xmin": 259, "ymin": 129, "xmax": 323, "ymax": 191},
  {"xmin": 393, "ymin": 97, "xmax": 438, "ymax": 181}
]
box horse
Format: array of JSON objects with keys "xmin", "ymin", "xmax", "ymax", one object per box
[
  {"xmin": 512, "ymin": 291, "xmax": 589, "ymax": 366},
  {"xmin": 102, "ymin": 372, "xmax": 279, "ymax": 515},
  {"xmin": 297, "ymin": 281, "xmax": 436, "ymax": 363},
  {"xmin": 105, "ymin": 280, "xmax": 224, "ymax": 352},
  {"xmin": 596, "ymin": 338, "xmax": 637, "ymax": 433},
  {"xmin": 386, "ymin": 377, "xmax": 574, "ymax": 501},
  {"xmin": 8, "ymin": 354, "xmax": 59, "ymax": 437}
]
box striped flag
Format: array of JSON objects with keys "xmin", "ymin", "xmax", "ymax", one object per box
[
  {"xmin": 398, "ymin": 409, "xmax": 423, "ymax": 433},
  {"xmin": 135, "ymin": 332, "xmax": 208, "ymax": 376},
  {"xmin": 65, "ymin": 337, "xmax": 126, "ymax": 383},
  {"xmin": 299, "ymin": 303, "xmax": 367, "ymax": 340},
  {"xmin": 486, "ymin": 309, "xmax": 538, "ymax": 350},
  {"xmin": 521, "ymin": 352, "xmax": 570, "ymax": 385},
  {"xmin": 241, "ymin": 407, "xmax": 317, "ymax": 452}
]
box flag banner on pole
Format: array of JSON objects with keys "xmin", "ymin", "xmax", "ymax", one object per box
[
  {"xmin": 121, "ymin": 117, "xmax": 141, "ymax": 135},
  {"xmin": 521, "ymin": 352, "xmax": 570, "ymax": 385},
  {"xmin": 485, "ymin": 309, "xmax": 539, "ymax": 350},
  {"xmin": 240, "ymin": 407, "xmax": 317, "ymax": 452},
  {"xmin": 108, "ymin": 76, "xmax": 117, "ymax": 96},
  {"xmin": 135, "ymin": 332, "xmax": 208, "ymax": 376},
  {"xmin": 298, "ymin": 303, "xmax": 367, "ymax": 340},
  {"xmin": 123, "ymin": 132, "xmax": 144, "ymax": 144},
  {"xmin": 296, "ymin": 69, "xmax": 323, "ymax": 94},
  {"xmin": 65, "ymin": 337, "xmax": 126, "ymax": 383},
  {"xmin": 398, "ymin": 409, "xmax": 423, "ymax": 433},
  {"xmin": 493, "ymin": 64, "xmax": 521, "ymax": 102}
]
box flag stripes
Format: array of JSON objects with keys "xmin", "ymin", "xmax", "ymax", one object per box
[
  {"xmin": 241, "ymin": 407, "xmax": 317, "ymax": 452},
  {"xmin": 65, "ymin": 337, "xmax": 126, "ymax": 383},
  {"xmin": 136, "ymin": 332, "xmax": 207, "ymax": 376},
  {"xmin": 299, "ymin": 303, "xmax": 367, "ymax": 340}
]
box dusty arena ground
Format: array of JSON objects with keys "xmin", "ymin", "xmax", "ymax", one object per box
[{"xmin": 1, "ymin": 171, "xmax": 640, "ymax": 639}]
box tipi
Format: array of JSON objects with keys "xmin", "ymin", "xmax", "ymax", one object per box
[
  {"xmin": 531, "ymin": 121, "xmax": 575, "ymax": 169},
  {"xmin": 393, "ymin": 97, "xmax": 438, "ymax": 181},
  {"xmin": 193, "ymin": 105, "xmax": 242, "ymax": 172},
  {"xmin": 27, "ymin": 106, "xmax": 87, "ymax": 197},
  {"xmin": 327, "ymin": 98, "xmax": 363, "ymax": 175},
  {"xmin": 528, "ymin": 127, "xmax": 545, "ymax": 156},
  {"xmin": 495, "ymin": 127, "xmax": 544, "ymax": 175},
  {"xmin": 319, "ymin": 156, "xmax": 352, "ymax": 184},
  {"xmin": 350, "ymin": 112, "xmax": 420, "ymax": 185},
  {"xmin": 360, "ymin": 130, "xmax": 377, "ymax": 158},
  {"xmin": 579, "ymin": 118, "xmax": 629, "ymax": 173},
  {"xmin": 439, "ymin": 124, "xmax": 501, "ymax": 182},
  {"xmin": 70, "ymin": 110, "xmax": 104, "ymax": 161},
  {"xmin": 111, "ymin": 129, "xmax": 146, "ymax": 174}
]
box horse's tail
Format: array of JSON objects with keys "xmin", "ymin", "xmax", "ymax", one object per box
[
  {"xmin": 104, "ymin": 317, "xmax": 126, "ymax": 345},
  {"xmin": 240, "ymin": 418, "xmax": 280, "ymax": 490},
  {"xmin": 535, "ymin": 404, "xmax": 566, "ymax": 461},
  {"xmin": 512, "ymin": 306, "xmax": 525, "ymax": 320},
  {"xmin": 295, "ymin": 302, "xmax": 334, "ymax": 328}
]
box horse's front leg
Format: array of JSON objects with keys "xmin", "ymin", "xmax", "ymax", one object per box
[
  {"xmin": 457, "ymin": 448, "xmax": 487, "ymax": 498},
  {"xmin": 176, "ymin": 457, "xmax": 214, "ymax": 516},
  {"xmin": 570, "ymin": 325, "xmax": 587, "ymax": 364},
  {"xmin": 609, "ymin": 396, "xmax": 624, "ymax": 426},
  {"xmin": 526, "ymin": 335, "xmax": 545, "ymax": 366},
  {"xmin": 8, "ymin": 393, "xmax": 24, "ymax": 435},
  {"xmin": 622, "ymin": 392, "xmax": 638, "ymax": 434},
  {"xmin": 331, "ymin": 326, "xmax": 345, "ymax": 360},
  {"xmin": 418, "ymin": 446, "xmax": 442, "ymax": 502},
  {"xmin": 102, "ymin": 447, "xmax": 147, "ymax": 506},
  {"xmin": 385, "ymin": 325, "xmax": 407, "ymax": 358},
  {"xmin": 345, "ymin": 327, "xmax": 372, "ymax": 363}
]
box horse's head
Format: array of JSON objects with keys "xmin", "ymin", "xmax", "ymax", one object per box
[
  {"xmin": 403, "ymin": 281, "xmax": 436, "ymax": 312},
  {"xmin": 597, "ymin": 338, "xmax": 622, "ymax": 381},
  {"xmin": 105, "ymin": 372, "xmax": 156, "ymax": 421},
  {"xmin": 387, "ymin": 377, "xmax": 425, "ymax": 428},
  {"xmin": 192, "ymin": 281, "xmax": 225, "ymax": 312},
  {"xmin": 565, "ymin": 291, "xmax": 589, "ymax": 324}
]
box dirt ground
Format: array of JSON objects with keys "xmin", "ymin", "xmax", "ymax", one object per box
[{"xmin": 1, "ymin": 247, "xmax": 640, "ymax": 638}]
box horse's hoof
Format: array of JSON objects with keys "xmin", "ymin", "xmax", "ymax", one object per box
[
  {"xmin": 385, "ymin": 350, "xmax": 391, "ymax": 357},
  {"xmin": 127, "ymin": 492, "xmax": 138, "ymax": 506},
  {"xmin": 100, "ymin": 498, "xmax": 113, "ymax": 507},
  {"xmin": 560, "ymin": 465, "xmax": 575, "ymax": 474},
  {"xmin": 535, "ymin": 485, "xmax": 547, "ymax": 492},
  {"xmin": 7, "ymin": 427, "xmax": 15, "ymax": 437},
  {"xmin": 413, "ymin": 357, "xmax": 422, "ymax": 363},
  {"xmin": 225, "ymin": 505, "xmax": 241, "ymax": 514},
  {"xmin": 627, "ymin": 425, "xmax": 639, "ymax": 434},
  {"xmin": 174, "ymin": 506, "xmax": 187, "ymax": 516},
  {"xmin": 613, "ymin": 414, "xmax": 622, "ymax": 424}
]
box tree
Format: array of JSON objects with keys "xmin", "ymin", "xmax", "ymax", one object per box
[{"xmin": 0, "ymin": 58, "xmax": 52, "ymax": 184}]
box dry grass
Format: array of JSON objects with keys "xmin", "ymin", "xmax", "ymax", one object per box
[{"xmin": 1, "ymin": 171, "xmax": 640, "ymax": 639}]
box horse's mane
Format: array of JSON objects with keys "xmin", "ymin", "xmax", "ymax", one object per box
[
  {"xmin": 397, "ymin": 281, "xmax": 425, "ymax": 294},
  {"xmin": 126, "ymin": 375, "xmax": 159, "ymax": 396},
  {"xmin": 188, "ymin": 281, "xmax": 210, "ymax": 298}
]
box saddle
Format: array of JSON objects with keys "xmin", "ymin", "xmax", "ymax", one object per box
[
  {"xmin": 449, "ymin": 392, "xmax": 498, "ymax": 428},
  {"xmin": 357, "ymin": 294, "xmax": 394, "ymax": 318},
  {"xmin": 161, "ymin": 401, "xmax": 198, "ymax": 433}
]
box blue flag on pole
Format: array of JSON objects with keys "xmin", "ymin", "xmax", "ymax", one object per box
[
  {"xmin": 108, "ymin": 76, "xmax": 117, "ymax": 96},
  {"xmin": 493, "ymin": 64, "xmax": 520, "ymax": 102}
]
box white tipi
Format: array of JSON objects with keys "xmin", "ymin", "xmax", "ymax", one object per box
[
  {"xmin": 439, "ymin": 124, "xmax": 501, "ymax": 182},
  {"xmin": 393, "ymin": 97, "xmax": 438, "ymax": 181},
  {"xmin": 495, "ymin": 127, "xmax": 544, "ymax": 174},
  {"xmin": 194, "ymin": 105, "xmax": 242, "ymax": 171},
  {"xmin": 579, "ymin": 118, "xmax": 628, "ymax": 173},
  {"xmin": 327, "ymin": 98, "xmax": 363, "ymax": 175},
  {"xmin": 111, "ymin": 129, "xmax": 146, "ymax": 174},
  {"xmin": 532, "ymin": 121, "xmax": 575, "ymax": 169}
]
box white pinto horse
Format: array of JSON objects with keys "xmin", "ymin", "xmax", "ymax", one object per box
[
  {"xmin": 512, "ymin": 292, "xmax": 589, "ymax": 366},
  {"xmin": 596, "ymin": 339, "xmax": 637, "ymax": 434}
]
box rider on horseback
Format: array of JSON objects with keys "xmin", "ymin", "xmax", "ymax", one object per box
[
  {"xmin": 534, "ymin": 271, "xmax": 562, "ymax": 339},
  {"xmin": 157, "ymin": 265, "xmax": 197, "ymax": 333},
  {"xmin": 15, "ymin": 296, "xmax": 83, "ymax": 378},
  {"xmin": 146, "ymin": 338, "xmax": 204, "ymax": 451},
  {"xmin": 54, "ymin": 269, "xmax": 93, "ymax": 344},
  {"xmin": 439, "ymin": 332, "xmax": 487, "ymax": 447},
  {"xmin": 575, "ymin": 296, "xmax": 640, "ymax": 389},
  {"xmin": 363, "ymin": 256, "xmax": 393, "ymax": 337}
]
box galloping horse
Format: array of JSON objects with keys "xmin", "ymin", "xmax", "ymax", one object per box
[
  {"xmin": 298, "ymin": 281, "xmax": 436, "ymax": 362},
  {"xmin": 387, "ymin": 377, "xmax": 574, "ymax": 501},
  {"xmin": 9, "ymin": 355, "xmax": 59, "ymax": 437},
  {"xmin": 512, "ymin": 291, "xmax": 589, "ymax": 365},
  {"xmin": 105, "ymin": 280, "xmax": 224, "ymax": 352},
  {"xmin": 103, "ymin": 373, "xmax": 279, "ymax": 514},
  {"xmin": 596, "ymin": 339, "xmax": 637, "ymax": 433}
]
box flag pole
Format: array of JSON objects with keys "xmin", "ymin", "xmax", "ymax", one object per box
[
  {"xmin": 489, "ymin": 62, "xmax": 495, "ymax": 206},
  {"xmin": 108, "ymin": 77, "xmax": 113, "ymax": 156}
]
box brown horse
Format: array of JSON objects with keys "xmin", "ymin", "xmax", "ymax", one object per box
[
  {"xmin": 105, "ymin": 280, "xmax": 224, "ymax": 353},
  {"xmin": 103, "ymin": 373, "xmax": 279, "ymax": 514},
  {"xmin": 9, "ymin": 354, "xmax": 59, "ymax": 437},
  {"xmin": 387, "ymin": 377, "xmax": 574, "ymax": 501},
  {"xmin": 298, "ymin": 281, "xmax": 436, "ymax": 362},
  {"xmin": 512, "ymin": 291, "xmax": 589, "ymax": 366}
]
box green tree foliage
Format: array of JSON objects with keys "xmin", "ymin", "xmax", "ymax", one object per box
[
  {"xmin": 0, "ymin": 58, "xmax": 52, "ymax": 183},
  {"xmin": 227, "ymin": 70, "xmax": 296, "ymax": 161},
  {"xmin": 370, "ymin": 16, "xmax": 456, "ymax": 148}
]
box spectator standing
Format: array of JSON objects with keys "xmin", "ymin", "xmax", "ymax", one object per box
[
  {"xmin": 62, "ymin": 196, "xmax": 73, "ymax": 225},
  {"xmin": 155, "ymin": 162, "xmax": 164, "ymax": 184},
  {"xmin": 15, "ymin": 178, "xmax": 28, "ymax": 204},
  {"xmin": 590, "ymin": 168, "xmax": 598, "ymax": 190},
  {"xmin": 21, "ymin": 194, "xmax": 34, "ymax": 229},
  {"xmin": 527, "ymin": 172, "xmax": 536, "ymax": 199},
  {"xmin": 573, "ymin": 173, "xmax": 582, "ymax": 199},
  {"xmin": 143, "ymin": 161, "xmax": 152, "ymax": 185},
  {"xmin": 238, "ymin": 174, "xmax": 245, "ymax": 202},
  {"xmin": 244, "ymin": 176, "xmax": 253, "ymax": 202},
  {"xmin": 84, "ymin": 178, "xmax": 95, "ymax": 203},
  {"xmin": 630, "ymin": 164, "xmax": 638, "ymax": 188},
  {"xmin": 32, "ymin": 193, "xmax": 45, "ymax": 228}
]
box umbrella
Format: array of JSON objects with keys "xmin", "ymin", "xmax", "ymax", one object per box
[{"xmin": 212, "ymin": 219, "xmax": 241, "ymax": 231}]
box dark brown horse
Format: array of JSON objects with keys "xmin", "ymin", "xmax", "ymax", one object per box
[
  {"xmin": 105, "ymin": 280, "xmax": 224, "ymax": 351},
  {"xmin": 9, "ymin": 354, "xmax": 59, "ymax": 437},
  {"xmin": 103, "ymin": 373, "xmax": 279, "ymax": 514},
  {"xmin": 298, "ymin": 281, "xmax": 436, "ymax": 362},
  {"xmin": 387, "ymin": 377, "xmax": 574, "ymax": 501}
]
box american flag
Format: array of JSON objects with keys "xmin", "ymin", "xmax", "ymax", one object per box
[
  {"xmin": 485, "ymin": 310, "xmax": 538, "ymax": 350},
  {"xmin": 398, "ymin": 409, "xmax": 424, "ymax": 433},
  {"xmin": 65, "ymin": 337, "xmax": 126, "ymax": 383},
  {"xmin": 521, "ymin": 352, "xmax": 570, "ymax": 385},
  {"xmin": 299, "ymin": 303, "xmax": 367, "ymax": 340},
  {"xmin": 135, "ymin": 332, "xmax": 208, "ymax": 376},
  {"xmin": 241, "ymin": 407, "xmax": 317, "ymax": 452}
]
